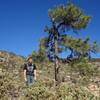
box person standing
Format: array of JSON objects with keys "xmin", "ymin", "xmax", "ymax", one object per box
[{"xmin": 23, "ymin": 56, "xmax": 37, "ymax": 86}]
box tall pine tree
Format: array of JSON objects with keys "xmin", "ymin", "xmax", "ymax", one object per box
[{"xmin": 45, "ymin": 2, "xmax": 91, "ymax": 85}]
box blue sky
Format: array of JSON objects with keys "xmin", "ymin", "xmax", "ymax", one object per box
[{"xmin": 0, "ymin": 0, "xmax": 100, "ymax": 57}]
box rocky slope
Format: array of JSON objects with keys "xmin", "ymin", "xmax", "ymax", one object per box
[{"xmin": 0, "ymin": 51, "xmax": 100, "ymax": 100}]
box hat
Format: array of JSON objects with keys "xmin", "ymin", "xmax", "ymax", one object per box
[{"xmin": 27, "ymin": 56, "xmax": 33, "ymax": 61}]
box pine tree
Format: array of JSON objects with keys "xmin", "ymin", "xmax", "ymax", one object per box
[{"xmin": 44, "ymin": 2, "xmax": 91, "ymax": 85}]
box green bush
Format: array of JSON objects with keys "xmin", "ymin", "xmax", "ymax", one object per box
[
  {"xmin": 68, "ymin": 58, "xmax": 99, "ymax": 85},
  {"xmin": 56, "ymin": 83, "xmax": 100, "ymax": 100},
  {"xmin": 24, "ymin": 82, "xmax": 55, "ymax": 100}
]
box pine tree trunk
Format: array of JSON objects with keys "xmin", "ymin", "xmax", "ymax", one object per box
[{"xmin": 54, "ymin": 33, "xmax": 60, "ymax": 85}]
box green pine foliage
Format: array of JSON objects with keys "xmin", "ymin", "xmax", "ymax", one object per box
[{"xmin": 48, "ymin": 3, "xmax": 90, "ymax": 30}]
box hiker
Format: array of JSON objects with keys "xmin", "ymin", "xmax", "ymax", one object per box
[{"xmin": 23, "ymin": 56, "xmax": 37, "ymax": 86}]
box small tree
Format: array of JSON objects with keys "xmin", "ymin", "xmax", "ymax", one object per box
[
  {"xmin": 45, "ymin": 2, "xmax": 91, "ymax": 85},
  {"xmin": 32, "ymin": 38, "xmax": 48, "ymax": 62}
]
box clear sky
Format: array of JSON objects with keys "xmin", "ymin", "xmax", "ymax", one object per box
[{"xmin": 0, "ymin": 0, "xmax": 100, "ymax": 57}]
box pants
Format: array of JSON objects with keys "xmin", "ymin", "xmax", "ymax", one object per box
[{"xmin": 26, "ymin": 75, "xmax": 34, "ymax": 86}]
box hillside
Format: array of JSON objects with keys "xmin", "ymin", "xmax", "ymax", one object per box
[{"xmin": 0, "ymin": 51, "xmax": 100, "ymax": 100}]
